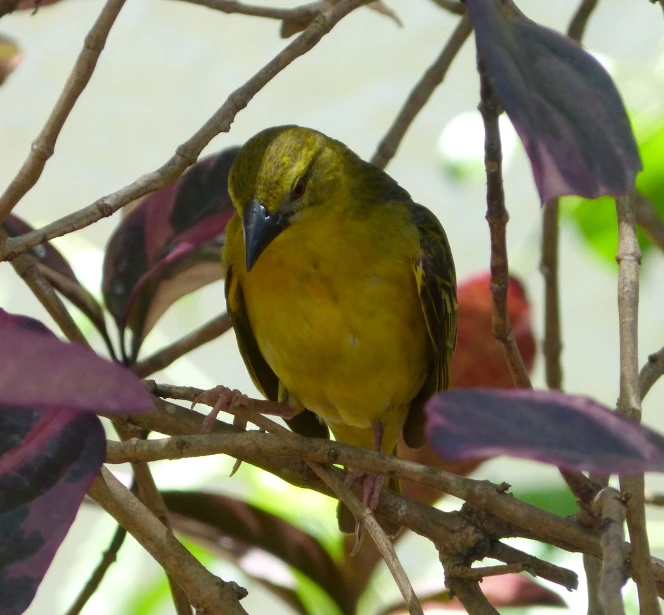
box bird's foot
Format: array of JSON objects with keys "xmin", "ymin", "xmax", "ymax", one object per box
[
  {"xmin": 192, "ymin": 385, "xmax": 298, "ymax": 433},
  {"xmin": 192, "ymin": 385, "xmax": 249, "ymax": 433},
  {"xmin": 344, "ymin": 470, "xmax": 385, "ymax": 512}
]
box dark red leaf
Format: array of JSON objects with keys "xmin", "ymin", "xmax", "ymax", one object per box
[
  {"xmin": 380, "ymin": 573, "xmax": 565, "ymax": 613},
  {"xmin": 0, "ymin": 310, "xmax": 152, "ymax": 414},
  {"xmin": 102, "ymin": 148, "xmax": 238, "ymax": 362},
  {"xmin": 163, "ymin": 491, "xmax": 353, "ymax": 614},
  {"xmin": 467, "ymin": 0, "xmax": 641, "ymax": 201},
  {"xmin": 426, "ymin": 388, "xmax": 664, "ymax": 474},
  {"xmin": 3, "ymin": 215, "xmax": 114, "ymax": 356},
  {"xmin": 0, "ymin": 410, "xmax": 105, "ymax": 615}
]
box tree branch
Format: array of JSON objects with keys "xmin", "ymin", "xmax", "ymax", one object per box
[
  {"xmin": 567, "ymin": 0, "xmax": 599, "ymax": 42},
  {"xmin": 477, "ymin": 61, "xmax": 531, "ymax": 388},
  {"xmin": 88, "ymin": 467, "xmax": 248, "ymax": 615},
  {"xmin": 370, "ymin": 13, "xmax": 471, "ymax": 169},
  {"xmin": 640, "ymin": 346, "xmax": 664, "ymax": 400},
  {"xmin": 3, "ymin": 231, "xmax": 89, "ymax": 345},
  {"xmin": 594, "ymin": 488, "xmax": 628, "ymax": 615},
  {"xmin": 614, "ymin": 192, "xmax": 660, "ymax": 615},
  {"xmin": 133, "ymin": 314, "xmax": 231, "ymax": 378},
  {"xmin": 444, "ymin": 575, "xmax": 500, "ymax": 615},
  {"xmin": 110, "ymin": 396, "xmax": 664, "ymax": 593},
  {"xmin": 0, "ymin": 0, "xmax": 373, "ymax": 263},
  {"xmin": 172, "ymin": 0, "xmax": 321, "ymax": 22},
  {"xmin": 64, "ymin": 524, "xmax": 127, "ymax": 615},
  {"xmin": 0, "ymin": 0, "xmax": 127, "ymax": 225}
]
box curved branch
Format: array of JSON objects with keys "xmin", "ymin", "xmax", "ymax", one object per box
[
  {"xmin": 0, "ymin": 0, "xmax": 127, "ymax": 224},
  {"xmin": 0, "ymin": 0, "xmax": 373, "ymax": 262},
  {"xmin": 371, "ymin": 13, "xmax": 471, "ymax": 169}
]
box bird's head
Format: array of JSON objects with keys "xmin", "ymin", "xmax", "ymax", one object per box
[{"xmin": 228, "ymin": 125, "xmax": 346, "ymax": 272}]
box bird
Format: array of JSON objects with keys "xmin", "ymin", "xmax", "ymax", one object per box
[{"xmin": 216, "ymin": 125, "xmax": 457, "ymax": 535}]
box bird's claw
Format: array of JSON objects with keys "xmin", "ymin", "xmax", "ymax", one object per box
[{"xmin": 192, "ymin": 385, "xmax": 249, "ymax": 433}]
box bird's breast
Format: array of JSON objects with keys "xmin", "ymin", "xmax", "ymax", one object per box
[{"xmin": 239, "ymin": 217, "xmax": 430, "ymax": 429}]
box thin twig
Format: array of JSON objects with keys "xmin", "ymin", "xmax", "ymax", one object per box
[
  {"xmin": 640, "ymin": 346, "xmax": 664, "ymax": 400},
  {"xmin": 4, "ymin": 232, "xmax": 89, "ymax": 345},
  {"xmin": 309, "ymin": 462, "xmax": 424, "ymax": 615},
  {"xmin": 0, "ymin": 0, "xmax": 373, "ymax": 262},
  {"xmin": 0, "ymin": 0, "xmax": 127, "ymax": 224},
  {"xmin": 644, "ymin": 493, "xmax": 664, "ymax": 507},
  {"xmin": 444, "ymin": 574, "xmax": 500, "ymax": 615},
  {"xmin": 133, "ymin": 314, "xmax": 231, "ymax": 378},
  {"xmin": 208, "ymin": 399, "xmax": 423, "ymax": 615},
  {"xmin": 614, "ymin": 192, "xmax": 660, "ymax": 615},
  {"xmin": 490, "ymin": 542, "xmax": 578, "ymax": 591},
  {"xmin": 64, "ymin": 525, "xmax": 127, "ymax": 615},
  {"xmin": 371, "ymin": 13, "xmax": 471, "ymax": 169},
  {"xmin": 541, "ymin": 199, "xmax": 563, "ymax": 390},
  {"xmin": 89, "ymin": 467, "xmax": 248, "ymax": 615},
  {"xmin": 428, "ymin": 0, "xmax": 465, "ymax": 14},
  {"xmin": 447, "ymin": 563, "xmax": 524, "ymax": 580},
  {"xmin": 115, "ymin": 423, "xmax": 192, "ymax": 614},
  {"xmin": 567, "ymin": 0, "xmax": 599, "ymax": 42},
  {"xmin": 477, "ymin": 62, "xmax": 532, "ymax": 388},
  {"xmin": 110, "ymin": 396, "xmax": 664, "ymax": 593},
  {"xmin": 584, "ymin": 554, "xmax": 606, "ymax": 615},
  {"xmin": 173, "ymin": 0, "xmax": 321, "ymax": 22},
  {"xmin": 594, "ymin": 488, "xmax": 628, "ymax": 615}
]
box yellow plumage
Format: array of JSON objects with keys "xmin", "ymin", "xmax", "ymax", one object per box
[{"xmin": 223, "ymin": 125, "xmax": 457, "ymax": 532}]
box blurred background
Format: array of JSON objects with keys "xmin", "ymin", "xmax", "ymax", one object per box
[{"xmin": 1, "ymin": 0, "xmax": 664, "ymax": 613}]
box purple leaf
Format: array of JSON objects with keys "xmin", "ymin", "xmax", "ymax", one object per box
[
  {"xmin": 467, "ymin": 0, "xmax": 641, "ymax": 202},
  {"xmin": 3, "ymin": 215, "xmax": 115, "ymax": 357},
  {"xmin": 102, "ymin": 148, "xmax": 238, "ymax": 362},
  {"xmin": 163, "ymin": 491, "xmax": 353, "ymax": 614},
  {"xmin": 0, "ymin": 310, "xmax": 153, "ymax": 414},
  {"xmin": 425, "ymin": 388, "xmax": 664, "ymax": 474},
  {"xmin": 0, "ymin": 410, "xmax": 105, "ymax": 615}
]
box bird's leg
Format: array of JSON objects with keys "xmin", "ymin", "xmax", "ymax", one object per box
[
  {"xmin": 192, "ymin": 385, "xmax": 298, "ymax": 432},
  {"xmin": 343, "ymin": 420, "xmax": 386, "ymax": 510}
]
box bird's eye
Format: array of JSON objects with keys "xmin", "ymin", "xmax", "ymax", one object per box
[{"xmin": 291, "ymin": 177, "xmax": 306, "ymax": 200}]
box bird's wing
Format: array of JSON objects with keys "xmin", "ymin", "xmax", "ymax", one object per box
[
  {"xmin": 402, "ymin": 203, "xmax": 457, "ymax": 448},
  {"xmin": 225, "ymin": 264, "xmax": 329, "ymax": 438}
]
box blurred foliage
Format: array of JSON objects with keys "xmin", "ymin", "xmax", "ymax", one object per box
[{"xmin": 564, "ymin": 120, "xmax": 664, "ymax": 264}]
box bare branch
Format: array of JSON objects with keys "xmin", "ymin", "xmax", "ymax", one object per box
[
  {"xmin": 490, "ymin": 542, "xmax": 578, "ymax": 591},
  {"xmin": 310, "ymin": 462, "xmax": 424, "ymax": 615},
  {"xmin": 133, "ymin": 314, "xmax": 231, "ymax": 378},
  {"xmin": 115, "ymin": 423, "xmax": 192, "ymax": 614},
  {"xmin": 172, "ymin": 0, "xmax": 321, "ymax": 22},
  {"xmin": 64, "ymin": 525, "xmax": 127, "ymax": 615},
  {"xmin": 447, "ymin": 563, "xmax": 524, "ymax": 580},
  {"xmin": 429, "ymin": 0, "xmax": 465, "ymax": 15},
  {"xmin": 477, "ymin": 62, "xmax": 532, "ymax": 388},
  {"xmin": 111, "ymin": 396, "xmax": 664, "ymax": 593},
  {"xmin": 614, "ymin": 192, "xmax": 661, "ymax": 615},
  {"xmin": 640, "ymin": 346, "xmax": 664, "ymax": 400},
  {"xmin": 0, "ymin": 0, "xmax": 373, "ymax": 263},
  {"xmin": 567, "ymin": 0, "xmax": 599, "ymax": 42},
  {"xmin": 594, "ymin": 488, "xmax": 628, "ymax": 615},
  {"xmin": 444, "ymin": 575, "xmax": 500, "ymax": 615},
  {"xmin": 541, "ymin": 199, "xmax": 563, "ymax": 390},
  {"xmin": 4, "ymin": 232, "xmax": 89, "ymax": 345},
  {"xmin": 645, "ymin": 493, "xmax": 664, "ymax": 507},
  {"xmin": 371, "ymin": 13, "xmax": 471, "ymax": 169},
  {"xmin": 634, "ymin": 192, "xmax": 664, "ymax": 253},
  {"xmin": 0, "ymin": 0, "xmax": 127, "ymax": 224},
  {"xmin": 89, "ymin": 467, "xmax": 248, "ymax": 615}
]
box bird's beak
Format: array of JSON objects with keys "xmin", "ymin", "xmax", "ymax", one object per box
[{"xmin": 242, "ymin": 198, "xmax": 289, "ymax": 272}]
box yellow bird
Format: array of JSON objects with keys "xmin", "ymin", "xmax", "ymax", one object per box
[{"xmin": 222, "ymin": 125, "xmax": 457, "ymax": 533}]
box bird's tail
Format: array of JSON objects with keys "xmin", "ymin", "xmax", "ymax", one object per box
[{"xmin": 336, "ymin": 474, "xmax": 401, "ymax": 537}]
